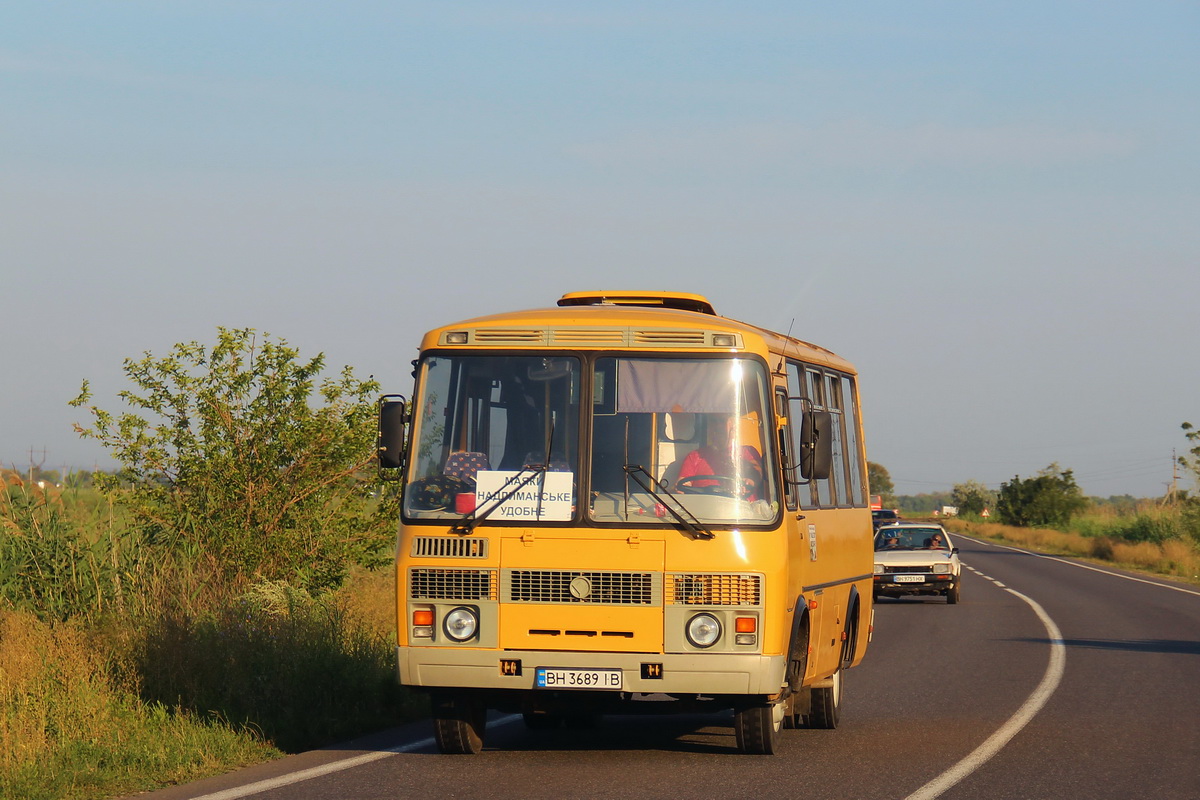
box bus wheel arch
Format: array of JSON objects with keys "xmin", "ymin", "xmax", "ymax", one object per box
[
  {"xmin": 841, "ymin": 587, "xmax": 862, "ymax": 669},
  {"xmin": 785, "ymin": 601, "xmax": 811, "ymax": 693}
]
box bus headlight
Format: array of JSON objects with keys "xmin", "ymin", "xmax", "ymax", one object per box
[
  {"xmin": 443, "ymin": 607, "xmax": 479, "ymax": 642},
  {"xmin": 686, "ymin": 613, "xmax": 722, "ymax": 648}
]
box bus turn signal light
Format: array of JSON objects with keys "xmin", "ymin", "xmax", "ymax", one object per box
[
  {"xmin": 413, "ymin": 609, "xmax": 434, "ymax": 626},
  {"xmin": 735, "ymin": 617, "xmax": 757, "ymax": 633}
]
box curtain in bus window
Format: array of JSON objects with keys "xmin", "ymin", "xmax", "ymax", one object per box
[
  {"xmin": 841, "ymin": 375, "xmax": 865, "ymax": 505},
  {"xmin": 616, "ymin": 359, "xmax": 741, "ymax": 413},
  {"xmin": 826, "ymin": 374, "xmax": 848, "ymax": 506}
]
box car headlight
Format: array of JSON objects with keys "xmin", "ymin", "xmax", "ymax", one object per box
[
  {"xmin": 873, "ymin": 563, "xmax": 884, "ymax": 574},
  {"xmin": 932, "ymin": 563, "xmax": 952, "ymax": 574},
  {"xmin": 443, "ymin": 606, "xmax": 479, "ymax": 641},
  {"xmin": 686, "ymin": 613, "xmax": 722, "ymax": 648}
]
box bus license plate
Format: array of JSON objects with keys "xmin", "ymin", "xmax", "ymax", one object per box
[
  {"xmin": 535, "ymin": 667, "xmax": 623, "ymax": 690},
  {"xmin": 895, "ymin": 575, "xmax": 924, "ymax": 583}
]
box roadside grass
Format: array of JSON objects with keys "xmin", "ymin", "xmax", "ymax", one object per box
[
  {"xmin": 124, "ymin": 576, "xmax": 421, "ymax": 754},
  {"xmin": 1, "ymin": 477, "xmax": 425, "ymax": 800},
  {"xmin": 0, "ymin": 609, "xmax": 279, "ymax": 800},
  {"xmin": 2, "ymin": 572, "xmax": 424, "ymax": 800},
  {"xmin": 943, "ymin": 506, "xmax": 1200, "ymax": 586}
]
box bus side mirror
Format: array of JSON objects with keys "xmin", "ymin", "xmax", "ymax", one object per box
[
  {"xmin": 378, "ymin": 394, "xmax": 408, "ymax": 475},
  {"xmin": 800, "ymin": 410, "xmax": 833, "ymax": 480}
]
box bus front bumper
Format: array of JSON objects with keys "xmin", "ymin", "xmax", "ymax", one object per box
[{"xmin": 398, "ymin": 646, "xmax": 787, "ymax": 696}]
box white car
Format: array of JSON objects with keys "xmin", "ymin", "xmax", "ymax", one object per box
[{"xmin": 872, "ymin": 523, "xmax": 962, "ymax": 604}]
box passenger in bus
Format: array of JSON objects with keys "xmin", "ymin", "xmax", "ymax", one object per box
[{"xmin": 676, "ymin": 415, "xmax": 763, "ymax": 499}]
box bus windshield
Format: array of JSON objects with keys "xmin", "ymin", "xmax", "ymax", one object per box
[
  {"xmin": 403, "ymin": 353, "xmax": 777, "ymax": 526},
  {"xmin": 589, "ymin": 356, "xmax": 777, "ymax": 526},
  {"xmin": 404, "ymin": 355, "xmax": 581, "ymax": 520}
]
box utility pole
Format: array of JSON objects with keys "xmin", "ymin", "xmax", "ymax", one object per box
[{"xmin": 1164, "ymin": 449, "xmax": 1181, "ymax": 505}]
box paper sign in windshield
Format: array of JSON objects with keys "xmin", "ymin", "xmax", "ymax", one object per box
[{"xmin": 475, "ymin": 470, "xmax": 573, "ymax": 521}]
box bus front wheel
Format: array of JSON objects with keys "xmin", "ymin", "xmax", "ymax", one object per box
[
  {"xmin": 734, "ymin": 700, "xmax": 783, "ymax": 754},
  {"xmin": 432, "ymin": 692, "xmax": 487, "ymax": 754}
]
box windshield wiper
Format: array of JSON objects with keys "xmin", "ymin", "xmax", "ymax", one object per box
[
  {"xmin": 622, "ymin": 464, "xmax": 715, "ymax": 540},
  {"xmin": 451, "ymin": 465, "xmax": 546, "ymax": 535}
]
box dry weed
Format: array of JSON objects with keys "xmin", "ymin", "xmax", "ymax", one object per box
[{"xmin": 336, "ymin": 565, "xmax": 396, "ymax": 640}]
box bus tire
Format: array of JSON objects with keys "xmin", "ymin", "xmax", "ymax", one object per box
[
  {"xmin": 433, "ymin": 693, "xmax": 487, "ymax": 754},
  {"xmin": 781, "ymin": 692, "xmax": 804, "ymax": 729},
  {"xmin": 734, "ymin": 700, "xmax": 783, "ymax": 754},
  {"xmin": 807, "ymin": 669, "xmax": 842, "ymax": 730}
]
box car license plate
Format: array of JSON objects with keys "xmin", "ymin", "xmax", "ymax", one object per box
[
  {"xmin": 535, "ymin": 667, "xmax": 623, "ymax": 690},
  {"xmin": 895, "ymin": 575, "xmax": 925, "ymax": 583}
]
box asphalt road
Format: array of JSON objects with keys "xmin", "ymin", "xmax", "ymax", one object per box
[{"xmin": 134, "ymin": 535, "xmax": 1200, "ymax": 800}]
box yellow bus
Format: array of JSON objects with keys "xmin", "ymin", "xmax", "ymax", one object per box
[{"xmin": 378, "ymin": 291, "xmax": 873, "ymax": 754}]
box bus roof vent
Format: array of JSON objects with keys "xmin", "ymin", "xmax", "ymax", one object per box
[{"xmin": 557, "ymin": 291, "xmax": 717, "ymax": 316}]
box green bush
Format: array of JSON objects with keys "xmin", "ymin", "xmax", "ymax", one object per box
[
  {"xmin": 996, "ymin": 464, "xmax": 1088, "ymax": 528},
  {"xmin": 71, "ymin": 328, "xmax": 398, "ymax": 592}
]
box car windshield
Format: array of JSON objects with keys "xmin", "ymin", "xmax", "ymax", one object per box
[
  {"xmin": 875, "ymin": 529, "xmax": 948, "ymax": 550},
  {"xmin": 872, "ymin": 510, "xmax": 899, "ymax": 527}
]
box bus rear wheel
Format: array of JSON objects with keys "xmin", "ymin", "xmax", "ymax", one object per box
[
  {"xmin": 734, "ymin": 700, "xmax": 783, "ymax": 754},
  {"xmin": 806, "ymin": 669, "xmax": 842, "ymax": 729},
  {"xmin": 432, "ymin": 693, "xmax": 487, "ymax": 754}
]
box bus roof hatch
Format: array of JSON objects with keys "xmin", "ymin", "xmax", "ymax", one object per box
[{"xmin": 557, "ymin": 291, "xmax": 717, "ymax": 316}]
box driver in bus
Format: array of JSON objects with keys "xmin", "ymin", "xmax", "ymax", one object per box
[{"xmin": 677, "ymin": 414, "xmax": 764, "ymax": 499}]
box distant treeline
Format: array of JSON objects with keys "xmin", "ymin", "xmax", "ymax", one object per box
[{"xmin": 894, "ymin": 491, "xmax": 1153, "ymax": 515}]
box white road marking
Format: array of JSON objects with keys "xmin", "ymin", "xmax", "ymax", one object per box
[
  {"xmin": 188, "ymin": 715, "xmax": 523, "ymax": 800},
  {"xmin": 904, "ymin": 588, "xmax": 1065, "ymax": 800}
]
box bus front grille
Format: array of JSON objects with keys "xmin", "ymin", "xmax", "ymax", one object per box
[
  {"xmin": 409, "ymin": 568, "xmax": 498, "ymax": 600},
  {"xmin": 667, "ymin": 573, "xmax": 762, "ymax": 606},
  {"xmin": 505, "ymin": 570, "xmax": 657, "ymax": 605},
  {"xmin": 410, "ymin": 536, "xmax": 489, "ymax": 559}
]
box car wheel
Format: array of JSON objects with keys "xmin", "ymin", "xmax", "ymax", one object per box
[{"xmin": 947, "ymin": 582, "xmax": 960, "ymax": 604}]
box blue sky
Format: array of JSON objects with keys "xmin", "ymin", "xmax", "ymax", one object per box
[{"xmin": 3, "ymin": 2, "xmax": 1197, "ymax": 498}]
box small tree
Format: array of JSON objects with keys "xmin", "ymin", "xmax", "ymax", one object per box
[
  {"xmin": 996, "ymin": 463, "xmax": 1088, "ymax": 528},
  {"xmin": 950, "ymin": 480, "xmax": 997, "ymax": 516},
  {"xmin": 1180, "ymin": 422, "xmax": 1200, "ymax": 491},
  {"xmin": 867, "ymin": 462, "xmax": 896, "ymax": 507},
  {"xmin": 71, "ymin": 328, "xmax": 396, "ymax": 592}
]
